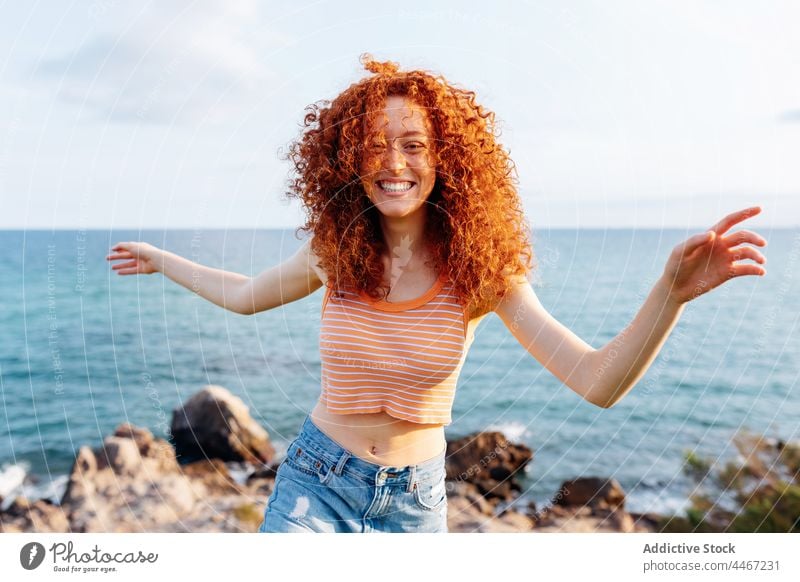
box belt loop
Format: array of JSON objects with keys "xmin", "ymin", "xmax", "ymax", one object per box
[
  {"xmin": 334, "ymin": 450, "xmax": 350, "ymax": 476},
  {"xmin": 407, "ymin": 464, "xmax": 417, "ymax": 493}
]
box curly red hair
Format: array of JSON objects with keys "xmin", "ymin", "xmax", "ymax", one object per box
[{"xmin": 285, "ymin": 54, "xmax": 534, "ymax": 314}]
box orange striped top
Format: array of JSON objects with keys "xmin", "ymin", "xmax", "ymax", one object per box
[{"xmin": 319, "ymin": 272, "xmax": 472, "ymax": 425}]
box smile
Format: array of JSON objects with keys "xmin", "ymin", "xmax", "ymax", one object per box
[{"xmin": 377, "ymin": 180, "xmax": 415, "ymax": 193}]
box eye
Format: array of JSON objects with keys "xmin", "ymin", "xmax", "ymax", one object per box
[{"xmin": 405, "ymin": 142, "xmax": 426, "ymax": 151}]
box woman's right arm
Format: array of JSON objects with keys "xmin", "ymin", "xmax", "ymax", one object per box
[
  {"xmin": 107, "ymin": 239, "xmax": 324, "ymax": 315},
  {"xmin": 236, "ymin": 238, "xmax": 325, "ymax": 314}
]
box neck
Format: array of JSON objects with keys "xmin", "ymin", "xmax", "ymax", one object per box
[{"xmin": 377, "ymin": 207, "xmax": 429, "ymax": 260}]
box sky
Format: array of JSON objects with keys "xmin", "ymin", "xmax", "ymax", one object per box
[{"xmin": 1, "ymin": 0, "xmax": 798, "ymax": 230}]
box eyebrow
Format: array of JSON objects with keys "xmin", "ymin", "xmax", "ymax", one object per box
[{"xmin": 370, "ymin": 130, "xmax": 430, "ymax": 141}]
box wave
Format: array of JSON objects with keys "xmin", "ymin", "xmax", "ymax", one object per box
[
  {"xmin": 0, "ymin": 462, "xmax": 28, "ymax": 498},
  {"xmin": 484, "ymin": 420, "xmax": 532, "ymax": 442},
  {"xmin": 0, "ymin": 462, "xmax": 68, "ymax": 511}
]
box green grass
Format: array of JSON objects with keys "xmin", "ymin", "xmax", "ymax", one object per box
[{"xmin": 664, "ymin": 431, "xmax": 800, "ymax": 533}]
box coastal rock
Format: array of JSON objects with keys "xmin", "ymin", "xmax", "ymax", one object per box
[
  {"xmin": 519, "ymin": 477, "xmax": 648, "ymax": 532},
  {"xmin": 446, "ymin": 495, "xmax": 535, "ymax": 532},
  {"xmin": 247, "ymin": 462, "xmax": 280, "ymax": 482},
  {"xmin": 530, "ymin": 504, "xmax": 644, "ymax": 533},
  {"xmin": 0, "ymin": 497, "xmax": 70, "ymax": 533},
  {"xmin": 98, "ymin": 437, "xmax": 141, "ymax": 477},
  {"xmin": 445, "ymin": 432, "xmax": 532, "ymax": 502},
  {"xmin": 113, "ymin": 423, "xmax": 179, "ymax": 473},
  {"xmin": 553, "ymin": 476, "xmax": 626, "ymax": 510},
  {"xmin": 60, "ymin": 446, "xmax": 99, "ymax": 508},
  {"xmin": 170, "ymin": 385, "xmax": 275, "ymax": 464},
  {"xmin": 57, "ymin": 423, "xmax": 212, "ymax": 532},
  {"xmin": 599, "ymin": 507, "xmax": 636, "ymax": 532},
  {"xmin": 63, "ymin": 424, "xmax": 180, "ymax": 504},
  {"xmin": 1, "ymin": 401, "xmax": 664, "ymax": 533},
  {"xmin": 1, "ymin": 410, "xmax": 276, "ymax": 533},
  {"xmin": 245, "ymin": 462, "xmax": 281, "ymax": 497},
  {"xmin": 629, "ymin": 511, "xmax": 666, "ymax": 531},
  {"xmin": 179, "ymin": 459, "xmax": 244, "ymax": 496},
  {"xmin": 445, "ymin": 480, "xmax": 496, "ymax": 515}
]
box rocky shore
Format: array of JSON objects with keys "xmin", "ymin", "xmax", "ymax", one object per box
[{"xmin": 0, "ymin": 385, "xmax": 666, "ymax": 533}]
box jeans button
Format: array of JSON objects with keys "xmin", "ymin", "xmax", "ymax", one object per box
[{"xmin": 377, "ymin": 472, "xmax": 386, "ymax": 485}]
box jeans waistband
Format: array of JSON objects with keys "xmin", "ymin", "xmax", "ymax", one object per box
[{"xmin": 293, "ymin": 415, "xmax": 446, "ymax": 485}]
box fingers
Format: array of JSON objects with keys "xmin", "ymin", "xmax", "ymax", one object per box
[
  {"xmin": 676, "ymin": 230, "xmax": 714, "ymax": 257},
  {"xmin": 721, "ymin": 229, "xmax": 767, "ymax": 248},
  {"xmin": 728, "ymin": 262, "xmax": 766, "ymax": 279},
  {"xmin": 107, "ymin": 242, "xmax": 141, "ymax": 264},
  {"xmin": 108, "ymin": 242, "xmax": 138, "ymax": 255},
  {"xmin": 106, "ymin": 251, "xmax": 133, "ymax": 260},
  {"xmin": 711, "ymin": 206, "xmax": 761, "ymax": 235},
  {"xmin": 728, "ymin": 245, "xmax": 767, "ymax": 265},
  {"xmin": 108, "ymin": 242, "xmax": 142, "ymax": 275},
  {"xmin": 110, "ymin": 260, "xmax": 138, "ymax": 271}
]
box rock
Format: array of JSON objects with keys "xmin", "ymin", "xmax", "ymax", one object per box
[
  {"xmin": 1, "ymin": 497, "xmax": 70, "ymax": 533},
  {"xmin": 61, "ymin": 446, "xmax": 98, "ymax": 508},
  {"xmin": 629, "ymin": 511, "xmax": 666, "ymax": 532},
  {"xmin": 2, "ymin": 405, "xmax": 275, "ymax": 533},
  {"xmin": 232, "ymin": 502, "xmax": 264, "ymax": 528},
  {"xmin": 146, "ymin": 474, "xmax": 197, "ymax": 514},
  {"xmin": 496, "ymin": 508, "xmax": 535, "ymax": 531},
  {"xmin": 98, "ymin": 437, "xmax": 141, "ymax": 477},
  {"xmin": 446, "ymin": 495, "xmax": 534, "ymax": 533},
  {"xmin": 524, "ymin": 480, "xmax": 652, "ymax": 533},
  {"xmin": 445, "ymin": 480, "xmax": 496, "ymax": 515},
  {"xmin": 530, "ymin": 504, "xmax": 643, "ymax": 533},
  {"xmin": 59, "ymin": 422, "xmax": 201, "ymax": 532},
  {"xmin": 473, "ymin": 477, "xmax": 516, "ymax": 501},
  {"xmin": 445, "ymin": 432, "xmax": 532, "ymax": 502},
  {"xmin": 610, "ymin": 509, "xmax": 635, "ymax": 533},
  {"xmin": 246, "ymin": 463, "xmax": 279, "ymax": 483},
  {"xmin": 93, "ymin": 424, "xmax": 178, "ymax": 476},
  {"xmin": 553, "ymin": 477, "xmax": 626, "ymax": 510},
  {"xmin": 114, "ymin": 423, "xmax": 179, "ymax": 473},
  {"xmin": 179, "ymin": 459, "xmax": 244, "ymax": 496},
  {"xmin": 245, "ymin": 463, "xmax": 279, "ymax": 497},
  {"xmin": 170, "ymin": 385, "xmax": 275, "ymax": 464}
]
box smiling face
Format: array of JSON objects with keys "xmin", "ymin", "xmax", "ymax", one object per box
[{"xmin": 359, "ymin": 95, "xmax": 437, "ymax": 218}]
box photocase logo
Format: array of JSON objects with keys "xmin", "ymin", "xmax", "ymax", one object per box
[{"xmin": 19, "ymin": 542, "xmax": 46, "ymax": 570}]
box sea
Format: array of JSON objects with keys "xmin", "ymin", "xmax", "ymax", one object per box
[{"xmin": 1, "ymin": 227, "xmax": 798, "ymax": 517}]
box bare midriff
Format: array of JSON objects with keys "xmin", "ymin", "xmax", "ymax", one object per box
[{"xmin": 309, "ymin": 398, "xmax": 447, "ymax": 467}]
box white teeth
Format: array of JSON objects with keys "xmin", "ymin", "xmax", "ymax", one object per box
[{"xmin": 378, "ymin": 181, "xmax": 414, "ymax": 193}]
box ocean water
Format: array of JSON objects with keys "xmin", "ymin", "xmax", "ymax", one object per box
[{"xmin": 1, "ymin": 228, "xmax": 798, "ymax": 516}]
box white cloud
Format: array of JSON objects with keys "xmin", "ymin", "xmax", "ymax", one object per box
[{"xmin": 35, "ymin": 0, "xmax": 287, "ymax": 125}]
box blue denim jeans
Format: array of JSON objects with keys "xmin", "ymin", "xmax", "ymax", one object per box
[{"xmin": 258, "ymin": 415, "xmax": 448, "ymax": 533}]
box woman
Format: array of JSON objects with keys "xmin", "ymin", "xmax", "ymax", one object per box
[{"xmin": 106, "ymin": 55, "xmax": 768, "ymax": 533}]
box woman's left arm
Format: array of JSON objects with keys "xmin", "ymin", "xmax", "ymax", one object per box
[{"xmin": 495, "ymin": 206, "xmax": 767, "ymax": 408}]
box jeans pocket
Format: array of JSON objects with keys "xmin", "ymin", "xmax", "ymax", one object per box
[
  {"xmin": 413, "ymin": 475, "xmax": 448, "ymax": 511},
  {"xmin": 284, "ymin": 440, "xmax": 333, "ymax": 484}
]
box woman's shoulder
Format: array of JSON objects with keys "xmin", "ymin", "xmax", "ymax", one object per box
[
  {"xmin": 461, "ymin": 270, "xmax": 531, "ymax": 322},
  {"xmin": 300, "ymin": 237, "xmax": 329, "ymax": 287}
]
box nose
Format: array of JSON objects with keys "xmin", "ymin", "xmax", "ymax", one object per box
[{"xmin": 383, "ymin": 141, "xmax": 406, "ymax": 172}]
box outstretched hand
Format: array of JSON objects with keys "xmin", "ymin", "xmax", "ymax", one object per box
[
  {"xmin": 661, "ymin": 206, "xmax": 767, "ymax": 304},
  {"xmin": 106, "ymin": 242, "xmax": 163, "ymax": 275}
]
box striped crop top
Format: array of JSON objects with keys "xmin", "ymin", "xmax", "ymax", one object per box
[{"xmin": 319, "ymin": 272, "xmax": 472, "ymax": 425}]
